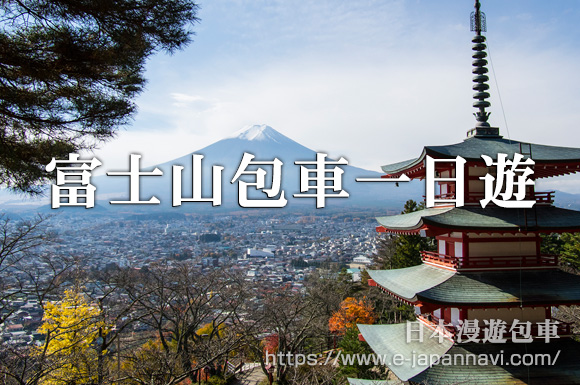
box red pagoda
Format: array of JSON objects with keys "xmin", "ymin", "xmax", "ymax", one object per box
[{"xmin": 352, "ymin": 1, "xmax": 580, "ymax": 384}]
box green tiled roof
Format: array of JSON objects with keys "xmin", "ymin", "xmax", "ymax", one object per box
[
  {"xmin": 368, "ymin": 265, "xmax": 455, "ymax": 302},
  {"xmin": 381, "ymin": 136, "xmax": 580, "ymax": 174},
  {"xmin": 381, "ymin": 157, "xmax": 422, "ymax": 175},
  {"xmin": 359, "ymin": 323, "xmax": 580, "ymax": 384},
  {"xmin": 419, "ymin": 269, "xmax": 580, "ymax": 305},
  {"xmin": 376, "ymin": 207, "xmax": 452, "ymax": 231},
  {"xmin": 347, "ymin": 379, "xmax": 399, "ymax": 385},
  {"xmin": 410, "ymin": 338, "xmax": 580, "ymax": 385},
  {"xmin": 370, "ymin": 267, "xmax": 580, "ymax": 306},
  {"xmin": 357, "ymin": 322, "xmax": 453, "ymax": 381},
  {"xmin": 376, "ymin": 206, "xmax": 580, "ymax": 232},
  {"xmin": 428, "ymin": 137, "xmax": 580, "ymax": 162}
]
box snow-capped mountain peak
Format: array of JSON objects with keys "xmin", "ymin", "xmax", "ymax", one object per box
[{"xmin": 228, "ymin": 124, "xmax": 286, "ymax": 143}]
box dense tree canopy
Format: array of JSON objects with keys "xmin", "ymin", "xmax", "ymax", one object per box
[
  {"xmin": 0, "ymin": 0, "xmax": 199, "ymax": 193},
  {"xmin": 542, "ymin": 232, "xmax": 580, "ymax": 271},
  {"xmin": 560, "ymin": 233, "xmax": 580, "ymax": 270}
]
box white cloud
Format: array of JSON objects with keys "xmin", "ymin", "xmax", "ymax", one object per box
[{"xmin": 89, "ymin": 0, "xmax": 580, "ymax": 189}]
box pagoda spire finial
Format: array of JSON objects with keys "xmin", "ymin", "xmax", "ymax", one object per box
[{"xmin": 467, "ymin": 0, "xmax": 500, "ymax": 138}]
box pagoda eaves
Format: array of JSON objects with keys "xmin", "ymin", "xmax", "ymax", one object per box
[
  {"xmin": 376, "ymin": 206, "xmax": 580, "ymax": 236},
  {"xmin": 368, "ymin": 266, "xmax": 580, "ymax": 307},
  {"xmin": 382, "ymin": 136, "xmax": 580, "ymax": 180}
]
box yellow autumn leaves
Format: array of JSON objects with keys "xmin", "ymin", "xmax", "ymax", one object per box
[{"xmin": 37, "ymin": 289, "xmax": 110, "ymax": 385}]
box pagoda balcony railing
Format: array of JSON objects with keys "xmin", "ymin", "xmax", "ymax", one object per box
[
  {"xmin": 421, "ymin": 251, "xmax": 559, "ymax": 269},
  {"xmin": 421, "ymin": 251, "xmax": 458, "ymax": 268},
  {"xmin": 423, "ymin": 191, "xmax": 555, "ymax": 206},
  {"xmin": 461, "ymin": 254, "xmax": 558, "ymax": 269},
  {"xmin": 465, "ymin": 191, "xmax": 555, "ymax": 205},
  {"xmin": 419, "ymin": 314, "xmax": 573, "ymax": 341}
]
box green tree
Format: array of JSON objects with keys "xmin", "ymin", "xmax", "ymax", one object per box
[
  {"xmin": 541, "ymin": 233, "xmax": 580, "ymax": 271},
  {"xmin": 561, "ymin": 233, "xmax": 580, "ymax": 270},
  {"xmin": 338, "ymin": 326, "xmax": 386, "ymax": 380},
  {"xmin": 540, "ymin": 233, "xmax": 564, "ymax": 256},
  {"xmin": 0, "ymin": 0, "xmax": 199, "ymax": 193}
]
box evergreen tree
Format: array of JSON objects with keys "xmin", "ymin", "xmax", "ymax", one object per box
[
  {"xmin": 338, "ymin": 326, "xmax": 386, "ymax": 380},
  {"xmin": 540, "ymin": 233, "xmax": 564, "ymax": 256},
  {"xmin": 0, "ymin": 0, "xmax": 199, "ymax": 193},
  {"xmin": 561, "ymin": 233, "xmax": 580, "ymax": 270},
  {"xmin": 541, "ymin": 233, "xmax": 580, "ymax": 271}
]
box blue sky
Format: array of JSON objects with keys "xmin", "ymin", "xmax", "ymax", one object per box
[{"xmin": 92, "ymin": 0, "xmax": 580, "ymax": 192}]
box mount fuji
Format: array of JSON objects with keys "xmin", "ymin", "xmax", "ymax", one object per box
[
  {"xmin": 3, "ymin": 124, "xmax": 418, "ymax": 212},
  {"xmin": 90, "ymin": 124, "xmax": 421, "ymax": 211},
  {"xmin": 166, "ymin": 124, "xmax": 317, "ymax": 171}
]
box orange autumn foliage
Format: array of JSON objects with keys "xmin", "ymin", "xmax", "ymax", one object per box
[
  {"xmin": 262, "ymin": 333, "xmax": 279, "ymax": 355},
  {"xmin": 328, "ymin": 297, "xmax": 377, "ymax": 335}
]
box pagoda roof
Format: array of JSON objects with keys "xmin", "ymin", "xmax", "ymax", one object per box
[
  {"xmin": 357, "ymin": 322, "xmax": 454, "ymax": 381},
  {"xmin": 381, "ymin": 157, "xmax": 420, "ymax": 175},
  {"xmin": 420, "ymin": 269, "xmax": 580, "ymax": 306},
  {"xmin": 368, "ymin": 265, "xmax": 455, "ymax": 302},
  {"xmin": 359, "ymin": 322, "xmax": 580, "ymax": 384},
  {"xmin": 382, "ymin": 136, "xmax": 580, "ymax": 178},
  {"xmin": 410, "ymin": 338, "xmax": 580, "ymax": 384},
  {"xmin": 370, "ymin": 267, "xmax": 580, "ymax": 306},
  {"xmin": 376, "ymin": 206, "xmax": 580, "ymax": 234}
]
